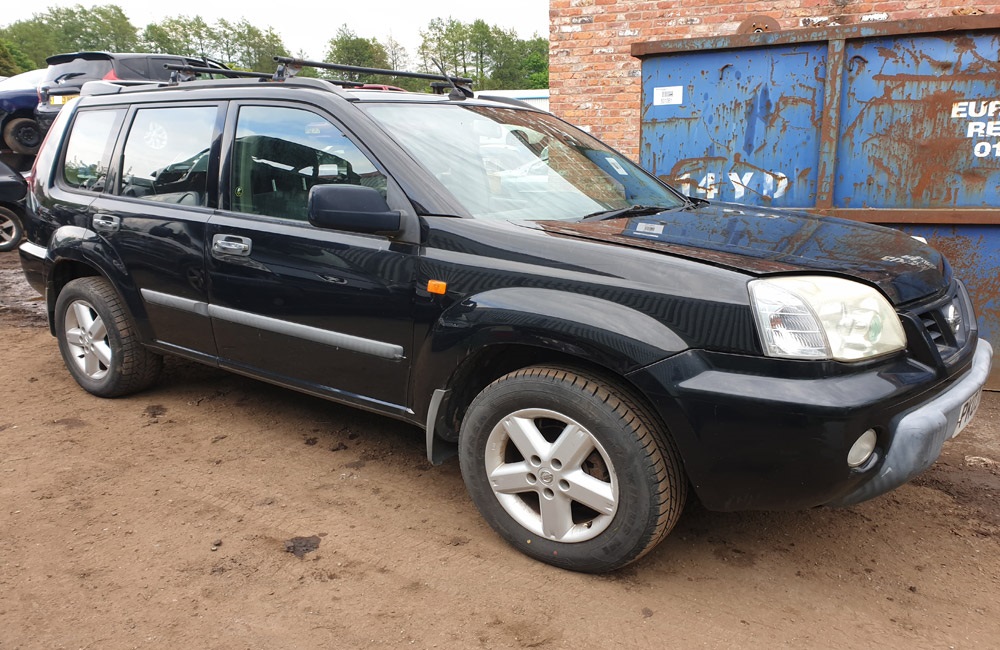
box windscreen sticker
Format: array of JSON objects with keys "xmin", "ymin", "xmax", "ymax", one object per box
[
  {"xmin": 606, "ymin": 158, "xmax": 629, "ymax": 175},
  {"xmin": 629, "ymin": 221, "xmax": 665, "ymax": 237}
]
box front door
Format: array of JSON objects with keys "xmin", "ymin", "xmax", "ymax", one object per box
[{"xmin": 205, "ymin": 103, "xmax": 415, "ymax": 415}]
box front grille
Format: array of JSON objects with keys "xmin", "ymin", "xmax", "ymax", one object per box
[{"xmin": 907, "ymin": 282, "xmax": 972, "ymax": 367}]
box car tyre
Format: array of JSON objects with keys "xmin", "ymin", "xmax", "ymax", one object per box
[
  {"xmin": 3, "ymin": 117, "xmax": 42, "ymax": 155},
  {"xmin": 459, "ymin": 366, "xmax": 687, "ymax": 573},
  {"xmin": 55, "ymin": 277, "xmax": 162, "ymax": 397},
  {"xmin": 0, "ymin": 205, "xmax": 23, "ymax": 252}
]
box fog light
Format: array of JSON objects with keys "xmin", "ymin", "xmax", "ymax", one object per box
[{"xmin": 847, "ymin": 429, "xmax": 878, "ymax": 467}]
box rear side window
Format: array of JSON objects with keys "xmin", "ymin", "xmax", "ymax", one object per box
[
  {"xmin": 115, "ymin": 57, "xmax": 150, "ymax": 79},
  {"xmin": 62, "ymin": 109, "xmax": 124, "ymax": 192},
  {"xmin": 120, "ymin": 106, "xmax": 217, "ymax": 207},
  {"xmin": 146, "ymin": 58, "xmax": 184, "ymax": 81}
]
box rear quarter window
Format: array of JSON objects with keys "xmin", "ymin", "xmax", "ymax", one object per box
[
  {"xmin": 115, "ymin": 58, "xmax": 150, "ymax": 79},
  {"xmin": 61, "ymin": 109, "xmax": 125, "ymax": 192}
]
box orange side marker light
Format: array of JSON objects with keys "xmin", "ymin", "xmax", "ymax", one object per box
[{"xmin": 427, "ymin": 280, "xmax": 447, "ymax": 295}]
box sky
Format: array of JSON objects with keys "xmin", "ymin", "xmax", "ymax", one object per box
[{"xmin": 2, "ymin": 0, "xmax": 551, "ymax": 62}]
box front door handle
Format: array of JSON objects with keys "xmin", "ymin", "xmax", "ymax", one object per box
[
  {"xmin": 92, "ymin": 214, "xmax": 121, "ymax": 233},
  {"xmin": 212, "ymin": 234, "xmax": 252, "ymax": 256}
]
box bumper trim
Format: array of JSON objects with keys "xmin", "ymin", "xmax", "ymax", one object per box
[
  {"xmin": 830, "ymin": 338, "xmax": 994, "ymax": 506},
  {"xmin": 19, "ymin": 241, "xmax": 46, "ymax": 260}
]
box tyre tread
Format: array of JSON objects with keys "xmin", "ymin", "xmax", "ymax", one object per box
[
  {"xmin": 57, "ymin": 277, "xmax": 162, "ymax": 397},
  {"xmin": 476, "ymin": 364, "xmax": 687, "ymax": 570}
]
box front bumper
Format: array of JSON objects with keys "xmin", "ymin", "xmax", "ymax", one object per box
[
  {"xmin": 829, "ymin": 338, "xmax": 993, "ymax": 506},
  {"xmin": 628, "ymin": 338, "xmax": 993, "ymax": 511}
]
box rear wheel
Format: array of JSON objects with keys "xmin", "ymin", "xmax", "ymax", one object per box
[
  {"xmin": 3, "ymin": 117, "xmax": 42, "ymax": 155},
  {"xmin": 0, "ymin": 206, "xmax": 23, "ymax": 252},
  {"xmin": 459, "ymin": 366, "xmax": 687, "ymax": 573},
  {"xmin": 54, "ymin": 277, "xmax": 162, "ymax": 397}
]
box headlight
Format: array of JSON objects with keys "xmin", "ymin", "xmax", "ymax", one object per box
[{"xmin": 749, "ymin": 276, "xmax": 906, "ymax": 361}]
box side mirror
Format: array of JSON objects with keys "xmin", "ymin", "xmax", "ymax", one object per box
[{"xmin": 307, "ymin": 184, "xmax": 401, "ymax": 236}]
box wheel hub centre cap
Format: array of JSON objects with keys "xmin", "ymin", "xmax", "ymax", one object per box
[{"xmin": 539, "ymin": 469, "xmax": 555, "ymax": 484}]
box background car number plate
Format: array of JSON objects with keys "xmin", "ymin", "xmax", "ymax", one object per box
[{"xmin": 953, "ymin": 390, "xmax": 982, "ymax": 438}]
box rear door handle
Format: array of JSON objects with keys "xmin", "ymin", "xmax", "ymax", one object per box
[
  {"xmin": 92, "ymin": 214, "xmax": 121, "ymax": 233},
  {"xmin": 212, "ymin": 234, "xmax": 252, "ymax": 256}
]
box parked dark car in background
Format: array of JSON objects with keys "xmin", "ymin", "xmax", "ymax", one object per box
[
  {"xmin": 0, "ymin": 68, "xmax": 46, "ymax": 155},
  {"xmin": 35, "ymin": 52, "xmax": 228, "ymax": 135},
  {"xmin": 0, "ymin": 159, "xmax": 28, "ymax": 251}
]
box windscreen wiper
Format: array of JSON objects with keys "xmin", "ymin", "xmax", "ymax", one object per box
[
  {"xmin": 53, "ymin": 72, "xmax": 85, "ymax": 83},
  {"xmin": 580, "ymin": 204, "xmax": 684, "ymax": 222}
]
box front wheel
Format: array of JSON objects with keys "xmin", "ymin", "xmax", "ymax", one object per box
[
  {"xmin": 54, "ymin": 277, "xmax": 162, "ymax": 397},
  {"xmin": 0, "ymin": 206, "xmax": 23, "ymax": 252},
  {"xmin": 459, "ymin": 366, "xmax": 687, "ymax": 573}
]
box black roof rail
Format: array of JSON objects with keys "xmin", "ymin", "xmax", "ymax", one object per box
[
  {"xmin": 164, "ymin": 63, "xmax": 272, "ymax": 83},
  {"xmin": 273, "ymin": 56, "xmax": 474, "ymax": 96},
  {"xmin": 475, "ymin": 95, "xmax": 540, "ymax": 111},
  {"xmin": 164, "ymin": 63, "xmax": 366, "ymax": 88}
]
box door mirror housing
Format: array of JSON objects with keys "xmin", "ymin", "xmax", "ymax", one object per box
[{"xmin": 307, "ymin": 184, "xmax": 401, "ymax": 236}]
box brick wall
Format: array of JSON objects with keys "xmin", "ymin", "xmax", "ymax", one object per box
[{"xmin": 549, "ymin": 1, "xmax": 1000, "ymax": 160}]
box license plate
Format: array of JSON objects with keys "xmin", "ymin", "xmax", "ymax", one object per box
[
  {"xmin": 49, "ymin": 94, "xmax": 77, "ymax": 105},
  {"xmin": 953, "ymin": 390, "xmax": 982, "ymax": 438}
]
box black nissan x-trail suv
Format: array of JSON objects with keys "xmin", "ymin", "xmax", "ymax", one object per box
[{"xmin": 17, "ymin": 68, "xmax": 993, "ymax": 573}]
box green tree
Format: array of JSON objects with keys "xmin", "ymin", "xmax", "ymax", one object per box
[
  {"xmin": 417, "ymin": 19, "xmax": 549, "ymax": 91},
  {"xmin": 142, "ymin": 16, "xmax": 213, "ymax": 57},
  {"xmin": 212, "ymin": 19, "xmax": 286, "ymax": 71},
  {"xmin": 0, "ymin": 4, "xmax": 139, "ymax": 68},
  {"xmin": 0, "ymin": 41, "xmax": 22, "ymax": 76},
  {"xmin": 141, "ymin": 16, "xmax": 287, "ymax": 72},
  {"xmin": 0, "ymin": 38, "xmax": 35, "ymax": 73},
  {"xmin": 324, "ymin": 25, "xmax": 390, "ymax": 84},
  {"xmin": 522, "ymin": 37, "xmax": 549, "ymax": 89},
  {"xmin": 378, "ymin": 36, "xmax": 425, "ymax": 91},
  {"xmin": 382, "ymin": 35, "xmax": 408, "ymax": 71},
  {"xmin": 0, "ymin": 18, "xmax": 61, "ymax": 68},
  {"xmin": 418, "ymin": 18, "xmax": 470, "ymax": 79},
  {"xmin": 85, "ymin": 5, "xmax": 140, "ymax": 52}
]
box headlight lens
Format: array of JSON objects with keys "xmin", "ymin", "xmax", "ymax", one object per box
[{"xmin": 749, "ymin": 276, "xmax": 906, "ymax": 361}]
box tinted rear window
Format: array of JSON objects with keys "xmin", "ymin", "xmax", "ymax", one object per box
[
  {"xmin": 146, "ymin": 58, "xmax": 185, "ymax": 81},
  {"xmin": 44, "ymin": 59, "xmax": 113, "ymax": 83},
  {"xmin": 115, "ymin": 57, "xmax": 149, "ymax": 79}
]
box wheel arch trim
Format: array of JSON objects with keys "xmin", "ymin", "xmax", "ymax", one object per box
[
  {"xmin": 415, "ymin": 287, "xmax": 690, "ymax": 456},
  {"xmin": 45, "ymin": 227, "xmax": 152, "ymax": 339}
]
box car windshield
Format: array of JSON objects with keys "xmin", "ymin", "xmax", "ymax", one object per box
[{"xmin": 361, "ymin": 103, "xmax": 686, "ymax": 221}]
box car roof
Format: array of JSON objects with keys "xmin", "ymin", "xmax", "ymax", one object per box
[
  {"xmin": 78, "ymin": 78, "xmax": 539, "ymax": 114},
  {"xmin": 45, "ymin": 51, "xmax": 214, "ymax": 66},
  {"xmin": 0, "ymin": 68, "xmax": 46, "ymax": 90}
]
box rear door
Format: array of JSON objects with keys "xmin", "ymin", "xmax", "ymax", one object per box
[
  {"xmin": 205, "ymin": 102, "xmax": 417, "ymax": 415},
  {"xmin": 91, "ymin": 100, "xmax": 225, "ymax": 360}
]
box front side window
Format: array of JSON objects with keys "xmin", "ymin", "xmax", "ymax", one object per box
[
  {"xmin": 120, "ymin": 106, "xmax": 217, "ymax": 206},
  {"xmin": 62, "ymin": 109, "xmax": 124, "ymax": 191},
  {"xmin": 231, "ymin": 105, "xmax": 386, "ymax": 221},
  {"xmin": 361, "ymin": 103, "xmax": 686, "ymax": 221}
]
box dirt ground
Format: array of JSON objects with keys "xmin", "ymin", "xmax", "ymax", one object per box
[{"xmin": 1, "ymin": 248, "xmax": 998, "ymax": 650}]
